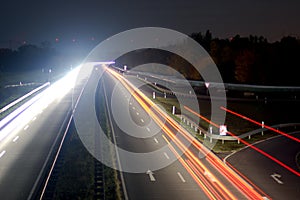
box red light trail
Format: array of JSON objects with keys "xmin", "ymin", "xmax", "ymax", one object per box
[
  {"xmin": 220, "ymin": 106, "xmax": 300, "ymax": 143},
  {"xmin": 107, "ymin": 68, "xmax": 266, "ymax": 200},
  {"xmin": 184, "ymin": 106, "xmax": 300, "ymax": 177}
]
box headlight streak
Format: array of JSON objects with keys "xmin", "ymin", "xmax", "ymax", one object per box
[
  {"xmin": 0, "ymin": 67, "xmax": 80, "ymax": 143},
  {"xmin": 0, "ymin": 82, "xmax": 50, "ymax": 114},
  {"xmin": 107, "ymin": 68, "xmax": 265, "ymax": 200}
]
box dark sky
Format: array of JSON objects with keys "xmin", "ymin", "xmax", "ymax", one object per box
[{"xmin": 1, "ymin": 0, "xmax": 300, "ymax": 49}]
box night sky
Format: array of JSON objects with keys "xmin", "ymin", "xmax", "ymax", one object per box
[{"xmin": 1, "ymin": 0, "xmax": 300, "ymax": 50}]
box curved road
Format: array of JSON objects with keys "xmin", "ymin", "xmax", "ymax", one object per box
[{"xmin": 225, "ymin": 132, "xmax": 300, "ymax": 200}]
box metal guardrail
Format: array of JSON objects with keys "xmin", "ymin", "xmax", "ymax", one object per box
[
  {"xmin": 0, "ymin": 82, "xmax": 50, "ymax": 114},
  {"xmin": 115, "ymin": 67, "xmax": 300, "ymax": 92},
  {"xmin": 179, "ymin": 114, "xmax": 300, "ymax": 143},
  {"xmin": 114, "ymin": 68, "xmax": 300, "ymax": 143}
]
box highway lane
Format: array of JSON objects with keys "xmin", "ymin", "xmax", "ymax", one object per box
[
  {"xmin": 0, "ymin": 94, "xmax": 72, "ymax": 199},
  {"xmin": 100, "ymin": 70, "xmax": 210, "ymax": 200},
  {"xmin": 225, "ymin": 132, "xmax": 300, "ymax": 200},
  {"xmin": 90, "ymin": 66, "xmax": 266, "ymax": 200},
  {"xmin": 0, "ymin": 67, "xmax": 87, "ymax": 200}
]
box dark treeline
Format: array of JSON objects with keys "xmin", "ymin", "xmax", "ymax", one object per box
[
  {"xmin": 0, "ymin": 42, "xmax": 59, "ymax": 73},
  {"xmin": 116, "ymin": 31, "xmax": 300, "ymax": 86},
  {"xmin": 0, "ymin": 42, "xmax": 86, "ymax": 75},
  {"xmin": 191, "ymin": 30, "xmax": 300, "ymax": 86},
  {"xmin": 1, "ymin": 31, "xmax": 300, "ymax": 86}
]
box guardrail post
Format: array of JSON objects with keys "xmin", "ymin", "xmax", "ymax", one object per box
[
  {"xmin": 194, "ymin": 126, "xmax": 197, "ymax": 132},
  {"xmin": 172, "ymin": 106, "xmax": 175, "ymax": 115},
  {"xmin": 204, "ymin": 134, "xmax": 206, "ymax": 139},
  {"xmin": 210, "ymin": 137, "xmax": 212, "ymax": 143},
  {"xmin": 164, "ymin": 92, "xmax": 166, "ymax": 98},
  {"xmin": 261, "ymin": 121, "xmax": 264, "ymax": 136},
  {"xmin": 199, "ymin": 130, "xmax": 202, "ymax": 135},
  {"xmin": 187, "ymin": 120, "xmax": 189, "ymax": 125},
  {"xmin": 153, "ymin": 92, "xmax": 156, "ymax": 99},
  {"xmin": 248, "ymin": 135, "xmax": 251, "ymax": 139},
  {"xmin": 237, "ymin": 139, "xmax": 240, "ymax": 144},
  {"xmin": 191, "ymin": 123, "xmax": 193, "ymax": 128}
]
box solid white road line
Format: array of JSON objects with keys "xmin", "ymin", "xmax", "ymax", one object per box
[
  {"xmin": 24, "ymin": 125, "xmax": 29, "ymax": 130},
  {"xmin": 164, "ymin": 152, "xmax": 170, "ymax": 159},
  {"xmin": 154, "ymin": 137, "xmax": 159, "ymax": 144},
  {"xmin": 13, "ymin": 136, "xmax": 19, "ymax": 142},
  {"xmin": 0, "ymin": 150, "xmax": 6, "ymax": 158},
  {"xmin": 177, "ymin": 172, "xmax": 186, "ymax": 183}
]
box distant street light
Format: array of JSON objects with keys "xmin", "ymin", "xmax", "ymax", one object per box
[{"xmin": 48, "ymin": 69, "xmax": 52, "ymax": 82}]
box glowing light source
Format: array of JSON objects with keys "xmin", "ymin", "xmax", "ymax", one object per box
[{"xmin": 0, "ymin": 66, "xmax": 81, "ymax": 142}]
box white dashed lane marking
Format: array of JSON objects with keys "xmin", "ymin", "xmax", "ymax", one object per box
[
  {"xmin": 164, "ymin": 152, "xmax": 170, "ymax": 159},
  {"xmin": 177, "ymin": 172, "xmax": 186, "ymax": 183},
  {"xmin": 24, "ymin": 125, "xmax": 29, "ymax": 130},
  {"xmin": 0, "ymin": 150, "xmax": 6, "ymax": 158},
  {"xmin": 13, "ymin": 136, "xmax": 19, "ymax": 142}
]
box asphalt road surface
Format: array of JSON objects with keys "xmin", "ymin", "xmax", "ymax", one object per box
[
  {"xmin": 0, "ymin": 94, "xmax": 71, "ymax": 199},
  {"xmin": 225, "ymin": 132, "xmax": 300, "ymax": 200},
  {"xmin": 0, "ymin": 67, "xmax": 88, "ymax": 200},
  {"xmin": 73, "ymin": 65, "xmax": 265, "ymax": 199}
]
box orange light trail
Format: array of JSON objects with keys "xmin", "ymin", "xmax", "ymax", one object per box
[
  {"xmin": 162, "ymin": 135, "xmax": 218, "ymax": 200},
  {"xmin": 185, "ymin": 105, "xmax": 300, "ymax": 177},
  {"xmin": 106, "ymin": 68, "xmax": 265, "ymax": 200},
  {"xmin": 225, "ymin": 161, "xmax": 271, "ymax": 199},
  {"xmin": 220, "ymin": 106, "xmax": 300, "ymax": 143}
]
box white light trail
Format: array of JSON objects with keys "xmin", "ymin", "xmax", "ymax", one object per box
[{"xmin": 0, "ymin": 66, "xmax": 81, "ymax": 142}]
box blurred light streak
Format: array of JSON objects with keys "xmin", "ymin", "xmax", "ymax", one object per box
[
  {"xmin": 185, "ymin": 105, "xmax": 300, "ymax": 177},
  {"xmin": 220, "ymin": 106, "xmax": 300, "ymax": 143},
  {"xmin": 0, "ymin": 82, "xmax": 50, "ymax": 114},
  {"xmin": 0, "ymin": 66, "xmax": 80, "ymax": 142},
  {"xmin": 107, "ymin": 68, "xmax": 264, "ymax": 200}
]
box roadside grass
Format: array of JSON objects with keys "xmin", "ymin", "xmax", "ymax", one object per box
[
  {"xmin": 0, "ymin": 85, "xmax": 44, "ymax": 121},
  {"xmin": 52, "ymin": 125, "xmax": 95, "ymax": 200},
  {"xmin": 211, "ymin": 132, "xmax": 277, "ymax": 153},
  {"xmin": 0, "ymin": 69, "xmax": 71, "ymax": 120},
  {"xmin": 50, "ymin": 87, "xmax": 123, "ymax": 199},
  {"xmin": 148, "ymin": 93, "xmax": 281, "ymax": 153},
  {"xmin": 97, "ymin": 84, "xmax": 123, "ymax": 200}
]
